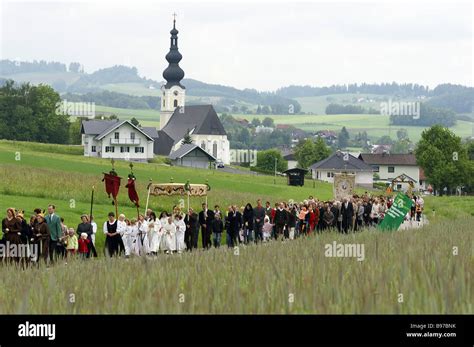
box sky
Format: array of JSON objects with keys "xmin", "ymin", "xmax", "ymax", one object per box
[{"xmin": 0, "ymin": 0, "xmax": 472, "ymax": 91}]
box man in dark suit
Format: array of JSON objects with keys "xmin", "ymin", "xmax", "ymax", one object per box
[
  {"xmin": 199, "ymin": 203, "xmax": 214, "ymax": 249},
  {"xmin": 340, "ymin": 197, "xmax": 354, "ymax": 233},
  {"xmin": 273, "ymin": 202, "xmax": 288, "ymax": 240},
  {"xmin": 184, "ymin": 208, "xmax": 198, "ymax": 251}
]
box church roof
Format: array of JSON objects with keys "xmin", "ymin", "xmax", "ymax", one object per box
[{"xmin": 154, "ymin": 105, "xmax": 226, "ymax": 156}]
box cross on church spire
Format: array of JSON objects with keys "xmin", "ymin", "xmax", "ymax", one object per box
[{"xmin": 172, "ymin": 12, "xmax": 177, "ymax": 27}]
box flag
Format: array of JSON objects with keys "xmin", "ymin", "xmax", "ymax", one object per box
[
  {"xmin": 125, "ymin": 176, "xmax": 140, "ymax": 207},
  {"xmin": 378, "ymin": 193, "xmax": 413, "ymax": 231},
  {"xmin": 102, "ymin": 172, "xmax": 122, "ymax": 201}
]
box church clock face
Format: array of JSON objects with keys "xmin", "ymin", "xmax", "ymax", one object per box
[{"xmin": 173, "ymin": 90, "xmax": 179, "ymax": 96}]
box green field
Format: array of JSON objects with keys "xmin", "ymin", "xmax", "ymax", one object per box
[
  {"xmin": 234, "ymin": 113, "xmax": 473, "ymax": 142},
  {"xmin": 0, "ymin": 140, "xmax": 472, "ymax": 314}
]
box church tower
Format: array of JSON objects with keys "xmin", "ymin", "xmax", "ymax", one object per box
[{"xmin": 160, "ymin": 16, "xmax": 185, "ymax": 130}]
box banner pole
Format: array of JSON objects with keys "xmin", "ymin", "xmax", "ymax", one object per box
[{"xmin": 144, "ymin": 179, "xmax": 152, "ymax": 215}]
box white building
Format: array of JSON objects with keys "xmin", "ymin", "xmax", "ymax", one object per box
[
  {"xmin": 81, "ymin": 120, "xmax": 157, "ymax": 162},
  {"xmin": 154, "ymin": 18, "xmax": 230, "ymax": 164},
  {"xmin": 358, "ymin": 153, "xmax": 426, "ymax": 191},
  {"xmin": 310, "ymin": 151, "xmax": 374, "ymax": 189}
]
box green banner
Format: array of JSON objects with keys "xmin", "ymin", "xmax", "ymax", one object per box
[{"xmin": 378, "ymin": 193, "xmax": 413, "ymax": 231}]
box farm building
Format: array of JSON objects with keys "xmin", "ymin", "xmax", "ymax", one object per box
[
  {"xmin": 310, "ymin": 151, "xmax": 373, "ymax": 188},
  {"xmin": 358, "ymin": 153, "xmax": 426, "ymax": 191},
  {"xmin": 169, "ymin": 143, "xmax": 216, "ymax": 169}
]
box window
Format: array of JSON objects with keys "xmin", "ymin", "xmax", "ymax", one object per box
[
  {"xmin": 213, "ymin": 142, "xmax": 218, "ymax": 158},
  {"xmin": 201, "ymin": 141, "xmax": 206, "ymax": 150},
  {"xmin": 130, "ymin": 132, "xmax": 135, "ymax": 140},
  {"xmin": 135, "ymin": 147, "xmax": 144, "ymax": 153},
  {"xmin": 174, "ymin": 99, "xmax": 178, "ymax": 107},
  {"xmin": 114, "ymin": 132, "xmax": 119, "ymax": 140},
  {"xmin": 397, "ymin": 184, "xmax": 402, "ymax": 190},
  {"xmin": 105, "ymin": 146, "xmax": 114, "ymax": 153},
  {"xmin": 163, "ymin": 100, "xmax": 165, "ymax": 107},
  {"xmin": 388, "ymin": 166, "xmax": 395, "ymax": 173},
  {"xmin": 373, "ymin": 165, "xmax": 379, "ymax": 172},
  {"xmin": 91, "ymin": 146, "xmax": 96, "ymax": 153},
  {"xmin": 327, "ymin": 172, "xmax": 331, "ymax": 178},
  {"xmin": 120, "ymin": 146, "xmax": 130, "ymax": 153}
]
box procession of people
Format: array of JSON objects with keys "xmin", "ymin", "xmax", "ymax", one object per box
[{"xmin": 0, "ymin": 193, "xmax": 425, "ymax": 264}]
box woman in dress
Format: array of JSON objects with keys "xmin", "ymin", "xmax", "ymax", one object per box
[
  {"xmin": 33, "ymin": 213, "xmax": 50, "ymax": 263},
  {"xmin": 2, "ymin": 208, "xmax": 22, "ymax": 262}
]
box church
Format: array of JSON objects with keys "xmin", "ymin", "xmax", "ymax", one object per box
[{"xmin": 154, "ymin": 18, "xmax": 230, "ymax": 164}]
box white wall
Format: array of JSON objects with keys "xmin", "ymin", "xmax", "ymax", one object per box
[
  {"xmin": 287, "ymin": 160, "xmax": 297, "ymax": 170},
  {"xmin": 312, "ymin": 169, "xmax": 373, "ymax": 187},
  {"xmin": 374, "ymin": 164, "xmax": 420, "ymax": 182},
  {"xmin": 84, "ymin": 123, "xmax": 154, "ymax": 161}
]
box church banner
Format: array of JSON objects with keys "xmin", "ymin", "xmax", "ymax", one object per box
[
  {"xmin": 333, "ymin": 173, "xmax": 355, "ymax": 201},
  {"xmin": 149, "ymin": 183, "xmax": 208, "ymax": 196},
  {"xmin": 378, "ymin": 193, "xmax": 413, "ymax": 231}
]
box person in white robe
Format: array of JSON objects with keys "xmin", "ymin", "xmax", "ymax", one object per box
[
  {"xmin": 162, "ymin": 216, "xmax": 177, "ymax": 254},
  {"xmin": 147, "ymin": 213, "xmax": 162, "ymax": 255},
  {"xmin": 173, "ymin": 214, "xmax": 186, "ymax": 253},
  {"xmin": 159, "ymin": 212, "xmax": 169, "ymax": 251},
  {"xmin": 137, "ymin": 214, "xmax": 149, "ymax": 255},
  {"xmin": 128, "ymin": 219, "xmax": 140, "ymax": 256}
]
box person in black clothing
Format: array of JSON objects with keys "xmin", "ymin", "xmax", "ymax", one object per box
[
  {"xmin": 364, "ymin": 200, "xmax": 372, "ymax": 226},
  {"xmin": 184, "ymin": 208, "xmax": 198, "ymax": 251},
  {"xmin": 286, "ymin": 205, "xmax": 297, "ymax": 239},
  {"xmin": 273, "ymin": 202, "xmax": 288, "ymax": 240},
  {"xmin": 253, "ymin": 199, "xmax": 266, "ymax": 243},
  {"xmin": 242, "ymin": 203, "xmax": 254, "ymax": 244},
  {"xmin": 330, "ymin": 202, "xmax": 340, "ymax": 231},
  {"xmin": 104, "ymin": 212, "xmax": 120, "ymax": 257},
  {"xmin": 226, "ymin": 205, "xmax": 241, "ymax": 247},
  {"xmin": 340, "ymin": 197, "xmax": 354, "ymax": 233},
  {"xmin": 318, "ymin": 204, "xmax": 325, "ymax": 232},
  {"xmin": 198, "ymin": 203, "xmax": 215, "ymax": 249},
  {"xmin": 211, "ymin": 213, "xmax": 224, "ymax": 248}
]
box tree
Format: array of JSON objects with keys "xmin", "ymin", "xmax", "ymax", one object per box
[
  {"xmin": 262, "ymin": 117, "xmax": 274, "ymax": 128},
  {"xmin": 261, "ymin": 106, "xmax": 271, "ymax": 115},
  {"xmin": 0, "ymin": 80, "xmax": 70, "ymax": 144},
  {"xmin": 294, "ymin": 138, "xmax": 331, "ymax": 169},
  {"xmin": 337, "ymin": 126, "xmax": 350, "ymax": 148},
  {"xmin": 250, "ymin": 118, "xmax": 261, "ymax": 127},
  {"xmin": 130, "ymin": 117, "xmax": 140, "ymax": 127},
  {"xmin": 231, "ymin": 105, "xmax": 239, "ymax": 113},
  {"xmin": 256, "ymin": 105, "xmax": 262, "ymax": 114},
  {"xmin": 376, "ymin": 135, "xmax": 394, "ymax": 145},
  {"xmin": 415, "ymin": 125, "xmax": 471, "ymax": 195},
  {"xmin": 181, "ymin": 129, "xmax": 193, "ymax": 145},
  {"xmin": 68, "ymin": 62, "xmax": 81, "ymax": 73},
  {"xmin": 255, "ymin": 149, "xmax": 287, "ymax": 173},
  {"xmin": 396, "ymin": 128, "xmax": 408, "ymax": 141},
  {"xmin": 237, "ymin": 128, "xmax": 250, "ymax": 145}
]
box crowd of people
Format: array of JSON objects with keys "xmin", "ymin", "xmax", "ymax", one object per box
[{"xmin": 1, "ymin": 194, "xmax": 425, "ymax": 263}]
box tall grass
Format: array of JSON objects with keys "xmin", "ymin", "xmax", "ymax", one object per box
[{"xmin": 0, "ymin": 218, "xmax": 471, "ymax": 314}]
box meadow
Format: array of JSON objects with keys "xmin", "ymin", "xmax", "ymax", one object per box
[
  {"xmin": 0, "ymin": 217, "xmax": 471, "ymax": 314},
  {"xmin": 0, "ymin": 140, "xmax": 472, "ymax": 314}
]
